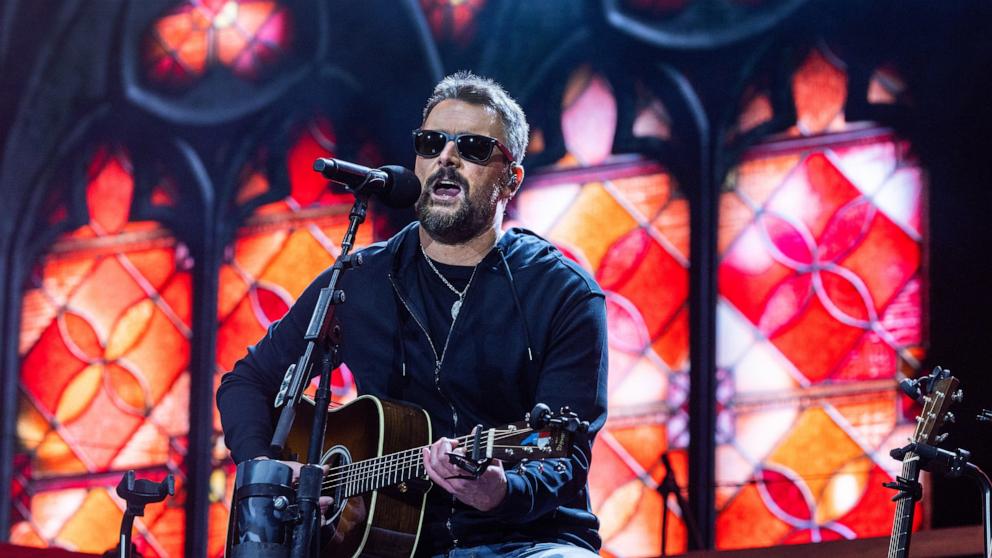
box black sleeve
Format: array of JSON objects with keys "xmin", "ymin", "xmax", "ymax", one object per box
[
  {"xmin": 488, "ymin": 290, "xmax": 608, "ymax": 522},
  {"xmin": 216, "ymin": 268, "xmax": 331, "ymax": 463}
]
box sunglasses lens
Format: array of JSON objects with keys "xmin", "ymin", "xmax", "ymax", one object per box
[
  {"xmin": 456, "ymin": 135, "xmax": 494, "ymax": 162},
  {"xmin": 414, "ymin": 131, "xmax": 446, "ymax": 156},
  {"xmin": 414, "ymin": 131, "xmax": 498, "ymax": 163}
]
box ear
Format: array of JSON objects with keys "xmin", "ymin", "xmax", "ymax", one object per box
[{"xmin": 506, "ymin": 162, "xmax": 525, "ymax": 194}]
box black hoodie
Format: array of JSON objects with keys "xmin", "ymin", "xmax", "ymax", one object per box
[{"xmin": 217, "ymin": 222, "xmax": 609, "ymax": 555}]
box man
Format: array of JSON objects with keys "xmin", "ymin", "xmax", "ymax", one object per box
[{"xmin": 217, "ymin": 71, "xmax": 608, "ymax": 558}]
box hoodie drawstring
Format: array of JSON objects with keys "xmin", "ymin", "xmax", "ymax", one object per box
[{"xmin": 496, "ymin": 246, "xmax": 535, "ymax": 363}]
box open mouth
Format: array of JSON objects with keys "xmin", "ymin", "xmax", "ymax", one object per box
[{"xmin": 431, "ymin": 178, "xmax": 463, "ymax": 199}]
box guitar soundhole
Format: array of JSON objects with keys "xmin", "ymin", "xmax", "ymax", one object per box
[{"xmin": 321, "ymin": 445, "xmax": 352, "ymax": 524}]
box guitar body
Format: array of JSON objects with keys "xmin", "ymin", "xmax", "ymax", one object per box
[
  {"xmin": 227, "ymin": 395, "xmax": 432, "ymax": 558},
  {"xmin": 227, "ymin": 395, "xmax": 577, "ymax": 558},
  {"xmin": 299, "ymin": 396, "xmax": 433, "ymax": 558}
]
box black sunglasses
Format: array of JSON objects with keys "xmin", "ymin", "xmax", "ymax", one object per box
[{"xmin": 412, "ymin": 129, "xmax": 515, "ymax": 165}]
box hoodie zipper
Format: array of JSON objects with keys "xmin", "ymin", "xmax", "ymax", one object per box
[{"xmin": 388, "ymin": 271, "xmax": 466, "ymax": 546}]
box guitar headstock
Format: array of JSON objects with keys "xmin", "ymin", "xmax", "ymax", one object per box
[
  {"xmin": 903, "ymin": 366, "xmax": 962, "ymax": 446},
  {"xmin": 464, "ymin": 405, "xmax": 588, "ymax": 465}
]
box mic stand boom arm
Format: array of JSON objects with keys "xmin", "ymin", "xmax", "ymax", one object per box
[{"xmin": 268, "ymin": 193, "xmax": 369, "ymax": 558}]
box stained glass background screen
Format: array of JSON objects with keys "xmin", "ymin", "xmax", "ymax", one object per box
[
  {"xmin": 713, "ymin": 49, "xmax": 927, "ymax": 548},
  {"xmin": 12, "ymin": 148, "xmax": 192, "ymax": 557}
]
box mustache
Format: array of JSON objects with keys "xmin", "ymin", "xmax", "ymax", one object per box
[{"xmin": 426, "ymin": 167, "xmax": 468, "ymax": 190}]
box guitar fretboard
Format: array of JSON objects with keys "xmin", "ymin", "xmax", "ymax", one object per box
[
  {"xmin": 887, "ymin": 455, "xmax": 920, "ymax": 558},
  {"xmin": 327, "ymin": 446, "xmax": 427, "ymax": 498},
  {"xmin": 321, "ymin": 426, "xmax": 538, "ymax": 499}
]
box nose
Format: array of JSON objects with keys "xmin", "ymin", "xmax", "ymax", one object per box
[{"xmin": 436, "ymin": 137, "xmax": 461, "ymax": 166}]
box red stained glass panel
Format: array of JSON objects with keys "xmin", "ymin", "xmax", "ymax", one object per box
[
  {"xmin": 513, "ymin": 164, "xmax": 690, "ymax": 556},
  {"xmin": 868, "ymin": 65, "xmax": 909, "ymax": 105},
  {"xmin": 420, "ymin": 0, "xmax": 486, "ymax": 45},
  {"xmin": 791, "ymin": 47, "xmax": 848, "ymax": 136},
  {"xmin": 716, "ymin": 130, "xmax": 926, "ymax": 550},
  {"xmin": 559, "ymin": 69, "xmax": 618, "ymax": 168},
  {"xmin": 144, "ymin": 0, "xmax": 293, "ymax": 88},
  {"xmin": 208, "ymin": 121, "xmax": 376, "ymax": 553},
  {"xmin": 12, "ymin": 149, "xmax": 191, "ymax": 556}
]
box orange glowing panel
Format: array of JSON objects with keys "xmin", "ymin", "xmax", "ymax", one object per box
[
  {"xmin": 13, "ymin": 147, "xmax": 190, "ymax": 556},
  {"xmin": 791, "ymin": 47, "xmax": 848, "ymax": 136},
  {"xmin": 285, "ymin": 118, "xmax": 358, "ymax": 208},
  {"xmin": 144, "ymin": 0, "xmax": 293, "ymax": 88},
  {"xmin": 560, "ymin": 68, "xmax": 618, "ymax": 167},
  {"xmin": 420, "ymin": 0, "xmax": 487, "ymax": 45},
  {"xmin": 86, "ymin": 148, "xmax": 134, "ymax": 234},
  {"xmin": 716, "ymin": 130, "xmax": 926, "ymax": 550},
  {"xmin": 209, "ymin": 149, "xmax": 378, "ymax": 551},
  {"xmin": 868, "ymin": 65, "xmax": 908, "ymax": 105},
  {"xmin": 633, "ymin": 95, "xmax": 673, "ymax": 141},
  {"xmin": 512, "ymin": 164, "xmax": 690, "ymax": 557},
  {"xmin": 736, "ymin": 90, "xmax": 774, "ymax": 138}
]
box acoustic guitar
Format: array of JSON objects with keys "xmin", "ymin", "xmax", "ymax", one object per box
[
  {"xmin": 885, "ymin": 366, "xmax": 960, "ymax": 558},
  {"xmin": 226, "ymin": 395, "xmax": 584, "ymax": 558}
]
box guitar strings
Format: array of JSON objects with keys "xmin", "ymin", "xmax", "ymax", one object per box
[
  {"xmin": 320, "ymin": 439, "xmax": 528, "ymax": 497},
  {"xmin": 320, "ymin": 428, "xmax": 533, "ymax": 485},
  {"xmin": 320, "ymin": 428, "xmax": 532, "ymax": 478},
  {"xmin": 317, "ymin": 427, "xmax": 544, "ymax": 493}
]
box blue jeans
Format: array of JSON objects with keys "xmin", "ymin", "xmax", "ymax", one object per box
[{"xmin": 433, "ymin": 542, "xmax": 601, "ymax": 558}]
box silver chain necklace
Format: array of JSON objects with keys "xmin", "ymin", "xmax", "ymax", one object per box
[{"xmin": 420, "ymin": 245, "xmax": 480, "ymax": 320}]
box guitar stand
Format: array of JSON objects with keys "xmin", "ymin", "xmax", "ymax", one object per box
[{"xmin": 887, "ymin": 441, "xmax": 992, "ymax": 558}]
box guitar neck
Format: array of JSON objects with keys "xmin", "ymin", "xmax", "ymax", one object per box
[
  {"xmin": 887, "ymin": 455, "xmax": 921, "ymax": 558},
  {"xmin": 324, "ymin": 426, "xmax": 526, "ymax": 499},
  {"xmin": 327, "ymin": 445, "xmax": 429, "ymax": 499}
]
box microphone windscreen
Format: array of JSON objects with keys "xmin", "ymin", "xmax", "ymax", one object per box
[{"xmin": 380, "ymin": 165, "xmax": 422, "ymax": 208}]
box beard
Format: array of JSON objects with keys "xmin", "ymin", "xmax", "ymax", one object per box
[{"xmin": 416, "ymin": 167, "xmax": 500, "ymax": 244}]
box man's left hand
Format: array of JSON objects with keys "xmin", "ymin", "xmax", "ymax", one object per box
[{"xmin": 422, "ymin": 437, "xmax": 507, "ymax": 512}]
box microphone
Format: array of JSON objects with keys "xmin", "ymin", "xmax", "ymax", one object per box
[{"xmin": 313, "ymin": 158, "xmax": 421, "ymax": 208}]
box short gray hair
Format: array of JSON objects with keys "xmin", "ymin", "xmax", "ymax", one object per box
[{"xmin": 422, "ymin": 71, "xmax": 529, "ymax": 164}]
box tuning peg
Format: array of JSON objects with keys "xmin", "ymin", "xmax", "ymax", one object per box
[
  {"xmin": 944, "ymin": 412, "xmax": 956, "ymax": 424},
  {"xmin": 528, "ymin": 403, "xmax": 552, "ymax": 430},
  {"xmin": 935, "ymin": 432, "xmax": 949, "ymax": 444},
  {"xmin": 952, "ymin": 389, "xmax": 964, "ymax": 403}
]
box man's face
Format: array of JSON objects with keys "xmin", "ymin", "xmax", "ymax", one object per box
[{"xmin": 414, "ymin": 99, "xmax": 512, "ymax": 244}]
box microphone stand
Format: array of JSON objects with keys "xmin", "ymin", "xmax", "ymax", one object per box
[
  {"xmin": 656, "ymin": 452, "xmax": 704, "ymax": 556},
  {"xmin": 268, "ymin": 178, "xmax": 373, "ymax": 558}
]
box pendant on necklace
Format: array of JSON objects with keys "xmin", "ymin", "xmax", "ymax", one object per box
[{"xmin": 451, "ymin": 299, "xmax": 462, "ymax": 320}]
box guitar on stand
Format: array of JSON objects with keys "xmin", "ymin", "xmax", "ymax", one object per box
[{"xmin": 884, "ymin": 366, "xmax": 961, "ymax": 558}]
